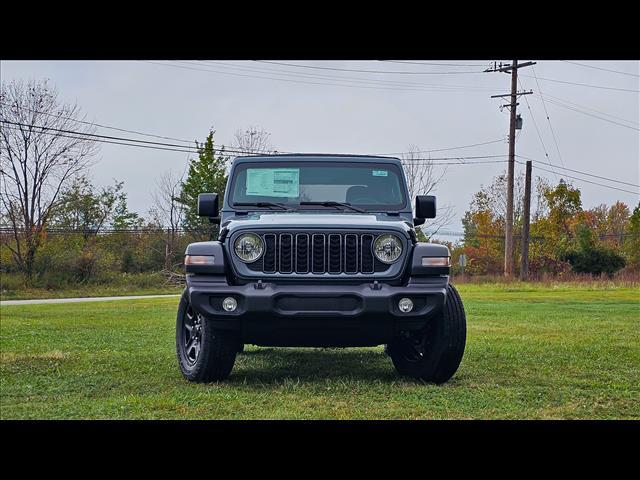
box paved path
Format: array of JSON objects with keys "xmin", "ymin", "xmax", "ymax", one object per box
[{"xmin": 0, "ymin": 294, "xmax": 181, "ymax": 306}]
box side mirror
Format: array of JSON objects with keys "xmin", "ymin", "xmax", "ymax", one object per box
[
  {"xmin": 415, "ymin": 195, "xmax": 436, "ymax": 222},
  {"xmin": 198, "ymin": 193, "xmax": 219, "ymax": 218}
]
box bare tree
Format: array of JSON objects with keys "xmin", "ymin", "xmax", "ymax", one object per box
[
  {"xmin": 0, "ymin": 79, "xmax": 99, "ymax": 280},
  {"xmin": 231, "ymin": 126, "xmax": 275, "ymax": 155},
  {"xmin": 472, "ymin": 171, "xmax": 527, "ymax": 224},
  {"xmin": 401, "ymin": 145, "xmax": 454, "ymax": 238},
  {"xmin": 150, "ymin": 170, "xmax": 185, "ymax": 269}
]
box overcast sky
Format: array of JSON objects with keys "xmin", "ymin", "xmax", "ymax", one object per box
[{"xmin": 1, "ymin": 60, "xmax": 638, "ymax": 239}]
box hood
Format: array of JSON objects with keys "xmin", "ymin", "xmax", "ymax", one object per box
[{"xmin": 220, "ymin": 212, "xmax": 414, "ymax": 238}]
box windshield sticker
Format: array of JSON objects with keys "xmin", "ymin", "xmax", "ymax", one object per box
[
  {"xmin": 246, "ymin": 168, "xmax": 300, "ymax": 197},
  {"xmin": 372, "ymin": 169, "xmax": 388, "ymax": 177}
]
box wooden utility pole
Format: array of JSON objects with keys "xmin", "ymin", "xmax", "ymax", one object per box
[
  {"xmin": 520, "ymin": 160, "xmax": 532, "ymax": 280},
  {"xmin": 486, "ymin": 60, "xmax": 536, "ymax": 277}
]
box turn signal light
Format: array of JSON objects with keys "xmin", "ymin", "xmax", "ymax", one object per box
[
  {"xmin": 184, "ymin": 255, "xmax": 215, "ymax": 265},
  {"xmin": 421, "ymin": 256, "xmax": 450, "ymax": 267}
]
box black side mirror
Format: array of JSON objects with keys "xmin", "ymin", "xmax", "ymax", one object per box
[
  {"xmin": 198, "ymin": 193, "xmax": 219, "ymax": 219},
  {"xmin": 415, "ymin": 195, "xmax": 436, "ymax": 222}
]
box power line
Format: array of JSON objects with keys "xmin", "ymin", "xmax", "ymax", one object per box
[
  {"xmin": 3, "ymin": 121, "xmax": 632, "ymax": 189},
  {"xmin": 519, "ymin": 160, "xmax": 639, "ymax": 195},
  {"xmin": 198, "ymin": 60, "xmax": 495, "ymax": 91},
  {"xmin": 536, "ymin": 92, "xmax": 639, "ymax": 126},
  {"xmin": 0, "ymin": 101, "xmax": 197, "ymax": 145},
  {"xmin": 380, "ymin": 60, "xmax": 487, "ymax": 68},
  {"xmin": 562, "ymin": 60, "xmax": 640, "ymax": 78},
  {"xmin": 256, "ymin": 60, "xmax": 484, "ymax": 75},
  {"xmin": 0, "ymin": 118, "xmax": 513, "ymax": 160},
  {"xmin": 373, "ymin": 137, "xmax": 506, "ymax": 156},
  {"xmin": 2, "ymin": 122, "xmax": 511, "ymax": 166},
  {"xmin": 516, "ymin": 155, "xmax": 639, "ymax": 188},
  {"xmin": 518, "ymin": 78, "xmax": 558, "ymax": 180},
  {"xmin": 403, "ymin": 154, "xmax": 507, "ymax": 162},
  {"xmin": 536, "ymin": 95, "xmax": 640, "ymax": 131},
  {"xmin": 531, "ymin": 68, "xmax": 566, "ymax": 172},
  {"xmin": 143, "ymin": 61, "xmax": 502, "ymax": 94},
  {"xmin": 402, "ymin": 159, "xmax": 509, "ymax": 165},
  {"xmin": 520, "ymin": 74, "xmax": 640, "ymax": 93},
  {"xmin": 0, "ymin": 122, "xmax": 273, "ymax": 156}
]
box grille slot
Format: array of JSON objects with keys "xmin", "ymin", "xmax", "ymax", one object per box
[
  {"xmin": 360, "ymin": 234, "xmax": 374, "ymax": 274},
  {"xmin": 263, "ymin": 234, "xmax": 277, "ymax": 273},
  {"xmin": 295, "ymin": 234, "xmax": 310, "ymax": 273},
  {"xmin": 344, "ymin": 234, "xmax": 358, "ymax": 273},
  {"xmin": 312, "ymin": 234, "xmax": 325, "ymax": 273},
  {"xmin": 328, "ymin": 234, "xmax": 342, "ymax": 273},
  {"xmin": 279, "ymin": 234, "xmax": 293, "ymax": 273}
]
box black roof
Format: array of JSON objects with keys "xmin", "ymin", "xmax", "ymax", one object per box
[{"xmin": 233, "ymin": 153, "xmax": 400, "ymax": 161}]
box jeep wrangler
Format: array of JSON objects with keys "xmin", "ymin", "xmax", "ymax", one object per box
[{"xmin": 177, "ymin": 154, "xmax": 466, "ymax": 383}]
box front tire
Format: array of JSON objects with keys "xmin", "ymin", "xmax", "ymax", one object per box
[
  {"xmin": 387, "ymin": 283, "xmax": 466, "ymax": 384},
  {"xmin": 176, "ymin": 290, "xmax": 238, "ymax": 382}
]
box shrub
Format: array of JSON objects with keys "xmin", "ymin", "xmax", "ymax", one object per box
[{"xmin": 562, "ymin": 225, "xmax": 626, "ymax": 277}]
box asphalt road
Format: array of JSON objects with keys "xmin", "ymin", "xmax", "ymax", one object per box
[{"xmin": 0, "ymin": 294, "xmax": 181, "ymax": 306}]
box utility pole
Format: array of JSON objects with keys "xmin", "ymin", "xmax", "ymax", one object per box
[
  {"xmin": 520, "ymin": 160, "xmax": 532, "ymax": 280},
  {"xmin": 485, "ymin": 60, "xmax": 536, "ymax": 277}
]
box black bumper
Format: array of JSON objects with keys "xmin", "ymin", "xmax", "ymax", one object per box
[{"xmin": 187, "ymin": 276, "xmax": 448, "ymax": 347}]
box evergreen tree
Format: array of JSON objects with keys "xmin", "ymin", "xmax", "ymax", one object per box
[{"xmin": 180, "ymin": 131, "xmax": 229, "ymax": 233}]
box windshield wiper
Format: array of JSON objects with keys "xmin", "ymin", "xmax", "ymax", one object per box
[
  {"xmin": 233, "ymin": 202, "xmax": 294, "ymax": 211},
  {"xmin": 299, "ymin": 201, "xmax": 366, "ymax": 213}
]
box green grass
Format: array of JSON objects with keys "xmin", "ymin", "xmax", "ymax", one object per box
[
  {"xmin": 1, "ymin": 284, "xmax": 638, "ymax": 419},
  {"xmin": 0, "ymin": 272, "xmax": 183, "ymax": 301}
]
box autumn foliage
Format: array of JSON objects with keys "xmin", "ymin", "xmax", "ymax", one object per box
[{"xmin": 458, "ymin": 173, "xmax": 639, "ymax": 278}]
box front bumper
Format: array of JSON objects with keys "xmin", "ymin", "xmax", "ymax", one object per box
[{"xmin": 187, "ymin": 275, "xmax": 448, "ymax": 347}]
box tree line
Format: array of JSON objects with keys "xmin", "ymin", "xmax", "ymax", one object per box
[{"xmin": 448, "ymin": 173, "xmax": 639, "ymax": 278}]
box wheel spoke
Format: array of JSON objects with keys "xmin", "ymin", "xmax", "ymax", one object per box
[{"xmin": 181, "ymin": 304, "xmax": 203, "ymax": 365}]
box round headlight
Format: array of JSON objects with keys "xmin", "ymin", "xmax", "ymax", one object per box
[
  {"xmin": 373, "ymin": 234, "xmax": 403, "ymax": 264},
  {"xmin": 234, "ymin": 233, "xmax": 264, "ymax": 263}
]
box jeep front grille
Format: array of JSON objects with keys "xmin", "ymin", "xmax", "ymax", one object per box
[{"xmin": 250, "ymin": 232, "xmax": 381, "ymax": 275}]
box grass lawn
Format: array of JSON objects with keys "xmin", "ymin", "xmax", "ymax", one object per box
[
  {"xmin": 0, "ymin": 272, "xmax": 183, "ymax": 301},
  {"xmin": 1, "ymin": 283, "xmax": 638, "ymax": 419}
]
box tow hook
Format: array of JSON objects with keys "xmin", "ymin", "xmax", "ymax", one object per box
[{"xmin": 371, "ymin": 280, "xmax": 382, "ymax": 291}]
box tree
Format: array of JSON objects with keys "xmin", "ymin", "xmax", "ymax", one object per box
[
  {"xmin": 0, "ymin": 79, "xmax": 98, "ymax": 280},
  {"xmin": 180, "ymin": 131, "xmax": 229, "ymax": 233},
  {"xmin": 562, "ymin": 224, "xmax": 625, "ymax": 277},
  {"xmin": 460, "ymin": 171, "xmax": 528, "ymax": 275},
  {"xmin": 401, "ymin": 145, "xmax": 453, "ymax": 238},
  {"xmin": 542, "ymin": 179, "xmax": 582, "ymax": 237},
  {"xmin": 231, "ymin": 126, "xmax": 275, "ymax": 155},
  {"xmin": 150, "ymin": 170, "xmax": 186, "ymax": 269},
  {"xmin": 624, "ymin": 202, "xmax": 640, "ymax": 269},
  {"xmin": 111, "ymin": 191, "xmax": 141, "ymax": 230},
  {"xmin": 50, "ymin": 175, "xmax": 121, "ymax": 236}
]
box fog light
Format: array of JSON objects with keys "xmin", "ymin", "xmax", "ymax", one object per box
[
  {"xmin": 398, "ymin": 297, "xmax": 413, "ymax": 313},
  {"xmin": 222, "ymin": 297, "xmax": 237, "ymax": 312}
]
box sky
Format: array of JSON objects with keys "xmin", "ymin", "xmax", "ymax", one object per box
[{"xmin": 1, "ymin": 60, "xmax": 638, "ymax": 240}]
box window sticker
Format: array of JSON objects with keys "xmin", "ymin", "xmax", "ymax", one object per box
[
  {"xmin": 246, "ymin": 168, "xmax": 300, "ymax": 197},
  {"xmin": 372, "ymin": 169, "xmax": 388, "ymax": 177}
]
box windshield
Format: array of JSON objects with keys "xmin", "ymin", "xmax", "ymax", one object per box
[{"xmin": 229, "ymin": 161, "xmax": 407, "ymax": 211}]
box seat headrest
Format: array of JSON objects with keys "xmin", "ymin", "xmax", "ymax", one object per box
[{"xmin": 345, "ymin": 185, "xmax": 369, "ymax": 203}]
